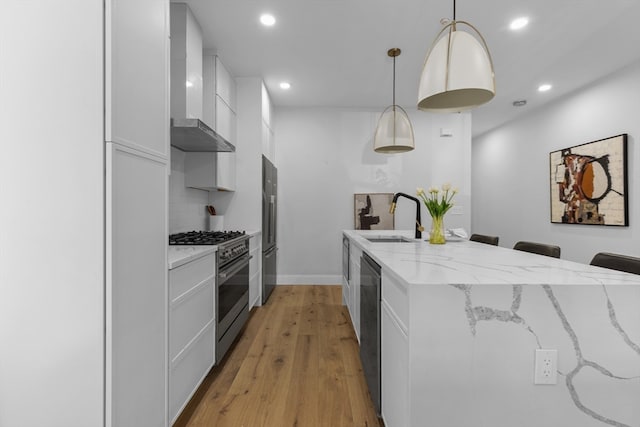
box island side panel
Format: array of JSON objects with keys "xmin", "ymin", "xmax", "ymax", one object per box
[{"xmin": 409, "ymin": 283, "xmax": 640, "ymax": 427}]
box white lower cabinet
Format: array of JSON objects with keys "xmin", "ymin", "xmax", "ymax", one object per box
[
  {"xmin": 348, "ymin": 241, "xmax": 362, "ymax": 341},
  {"xmin": 106, "ymin": 143, "xmax": 168, "ymax": 427},
  {"xmin": 249, "ymin": 234, "xmax": 262, "ymax": 308},
  {"xmin": 381, "ymin": 300, "xmax": 409, "ymax": 427},
  {"xmin": 169, "ymin": 252, "xmax": 216, "ymax": 425}
]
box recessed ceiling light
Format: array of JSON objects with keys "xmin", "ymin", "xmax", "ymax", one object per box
[
  {"xmin": 538, "ymin": 83, "xmax": 552, "ymax": 92},
  {"xmin": 279, "ymin": 82, "xmax": 291, "ymax": 90},
  {"xmin": 510, "ymin": 17, "xmax": 529, "ymax": 30},
  {"xmin": 260, "ymin": 14, "xmax": 276, "ymax": 26}
]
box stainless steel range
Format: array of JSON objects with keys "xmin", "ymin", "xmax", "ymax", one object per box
[{"xmin": 169, "ymin": 230, "xmax": 251, "ymax": 361}]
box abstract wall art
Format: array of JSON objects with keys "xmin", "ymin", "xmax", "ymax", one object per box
[
  {"xmin": 354, "ymin": 193, "xmax": 394, "ymax": 230},
  {"xmin": 550, "ymin": 134, "xmax": 628, "ymax": 226}
]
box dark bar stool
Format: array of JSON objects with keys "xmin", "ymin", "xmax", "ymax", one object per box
[
  {"xmin": 469, "ymin": 234, "xmax": 499, "ymax": 246},
  {"xmin": 513, "ymin": 241, "xmax": 561, "ymax": 258},
  {"xmin": 590, "ymin": 252, "xmax": 640, "ymax": 275}
]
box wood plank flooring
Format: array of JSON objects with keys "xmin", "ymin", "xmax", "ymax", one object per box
[{"xmin": 174, "ymin": 285, "xmax": 382, "ymax": 427}]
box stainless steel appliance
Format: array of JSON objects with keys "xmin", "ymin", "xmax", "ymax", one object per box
[
  {"xmin": 262, "ymin": 156, "xmax": 278, "ymax": 304},
  {"xmin": 169, "ymin": 230, "xmax": 250, "ymax": 361},
  {"xmin": 215, "ymin": 235, "xmax": 250, "ymax": 361},
  {"xmin": 360, "ymin": 253, "xmax": 381, "ymax": 416}
]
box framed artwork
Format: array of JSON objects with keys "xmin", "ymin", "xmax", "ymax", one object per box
[
  {"xmin": 354, "ymin": 193, "xmax": 395, "ymax": 230},
  {"xmin": 549, "ymin": 134, "xmax": 628, "ymax": 226}
]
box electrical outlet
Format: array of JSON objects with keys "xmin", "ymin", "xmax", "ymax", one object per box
[{"xmin": 534, "ymin": 349, "xmax": 558, "ymax": 385}]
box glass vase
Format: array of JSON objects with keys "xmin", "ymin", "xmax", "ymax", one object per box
[{"xmin": 429, "ymin": 215, "xmax": 446, "ymax": 244}]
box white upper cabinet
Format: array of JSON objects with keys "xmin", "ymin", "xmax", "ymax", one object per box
[
  {"xmin": 216, "ymin": 56, "xmax": 237, "ymax": 112},
  {"xmin": 185, "ymin": 152, "xmax": 235, "ymax": 192},
  {"xmin": 215, "ymin": 95, "xmax": 236, "ymax": 143},
  {"xmin": 170, "ymin": 3, "xmax": 203, "ymax": 121},
  {"xmin": 202, "ymin": 52, "xmax": 216, "ymax": 129},
  {"xmin": 261, "ymin": 82, "xmax": 275, "ymax": 161},
  {"xmin": 261, "ymin": 83, "xmax": 272, "ymax": 129},
  {"xmin": 105, "ymin": 0, "xmax": 170, "ymax": 159}
]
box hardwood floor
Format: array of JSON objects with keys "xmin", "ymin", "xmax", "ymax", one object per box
[{"xmin": 174, "ymin": 285, "xmax": 382, "ymax": 427}]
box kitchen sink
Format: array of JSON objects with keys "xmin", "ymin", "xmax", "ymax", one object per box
[{"xmin": 364, "ymin": 236, "xmax": 414, "ymax": 243}]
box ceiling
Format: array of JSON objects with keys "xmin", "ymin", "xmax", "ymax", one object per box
[{"xmin": 178, "ymin": 0, "xmax": 640, "ymax": 137}]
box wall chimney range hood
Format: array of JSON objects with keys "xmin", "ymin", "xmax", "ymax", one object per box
[
  {"xmin": 170, "ymin": 119, "xmax": 235, "ymax": 152},
  {"xmin": 169, "ymin": 3, "xmax": 235, "ymax": 153}
]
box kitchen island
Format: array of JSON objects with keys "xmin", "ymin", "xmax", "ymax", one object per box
[{"xmin": 343, "ymin": 230, "xmax": 640, "ymax": 427}]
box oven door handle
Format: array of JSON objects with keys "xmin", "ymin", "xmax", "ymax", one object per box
[{"xmin": 219, "ymin": 254, "xmax": 252, "ymax": 280}]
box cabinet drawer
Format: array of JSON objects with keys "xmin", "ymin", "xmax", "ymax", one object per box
[
  {"xmin": 169, "ymin": 253, "xmax": 215, "ymax": 301},
  {"xmin": 169, "ymin": 278, "xmax": 214, "ymax": 359},
  {"xmin": 169, "ymin": 320, "xmax": 214, "ymax": 424}
]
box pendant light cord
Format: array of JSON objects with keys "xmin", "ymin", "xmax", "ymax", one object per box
[
  {"xmin": 392, "ymin": 55, "xmax": 396, "ymax": 106},
  {"xmin": 453, "ymin": 0, "xmax": 456, "ymax": 20}
]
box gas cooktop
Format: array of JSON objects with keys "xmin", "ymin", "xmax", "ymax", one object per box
[{"xmin": 169, "ymin": 230, "xmax": 246, "ymax": 245}]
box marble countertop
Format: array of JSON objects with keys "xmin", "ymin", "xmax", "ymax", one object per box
[
  {"xmin": 344, "ymin": 230, "xmax": 640, "ymax": 286},
  {"xmin": 168, "ymin": 246, "xmax": 217, "ymax": 270},
  {"xmin": 168, "ymin": 230, "xmax": 260, "ymax": 270}
]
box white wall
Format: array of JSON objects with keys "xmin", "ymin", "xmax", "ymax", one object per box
[
  {"xmin": 472, "ymin": 59, "xmax": 640, "ymax": 263},
  {"xmin": 169, "ymin": 146, "xmax": 210, "ymax": 233},
  {"xmin": 274, "ymin": 107, "xmax": 472, "ymax": 284}
]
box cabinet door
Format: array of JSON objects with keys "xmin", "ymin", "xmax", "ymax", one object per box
[
  {"xmin": 184, "ymin": 152, "xmax": 217, "ymax": 190},
  {"xmin": 261, "ymin": 83, "xmax": 271, "ymax": 127},
  {"xmin": 106, "ymin": 143, "xmax": 167, "ymax": 427},
  {"xmin": 249, "ymin": 236, "xmax": 262, "ymax": 308},
  {"xmin": 202, "ymin": 54, "xmax": 216, "ymax": 127},
  {"xmin": 215, "ymin": 96, "xmax": 236, "ymax": 143},
  {"xmin": 106, "ymin": 0, "xmax": 170, "ymax": 159},
  {"xmin": 381, "ymin": 301, "xmax": 409, "ymax": 427},
  {"xmin": 168, "ymin": 252, "xmax": 215, "ymax": 424},
  {"xmin": 216, "ymin": 152, "xmax": 236, "ymax": 191},
  {"xmin": 215, "ymin": 56, "xmax": 236, "ymax": 111},
  {"xmin": 349, "ymin": 243, "xmax": 362, "ymax": 340},
  {"xmin": 184, "ymin": 152, "xmax": 235, "ymax": 192}
]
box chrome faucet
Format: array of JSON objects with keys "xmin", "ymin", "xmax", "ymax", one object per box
[{"xmin": 389, "ymin": 192, "xmax": 424, "ymax": 239}]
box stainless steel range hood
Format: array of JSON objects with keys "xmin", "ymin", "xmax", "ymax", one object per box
[
  {"xmin": 169, "ymin": 3, "xmax": 236, "ymax": 153},
  {"xmin": 170, "ymin": 118, "xmax": 235, "ymax": 152}
]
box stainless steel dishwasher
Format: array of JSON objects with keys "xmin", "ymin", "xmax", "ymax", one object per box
[{"xmin": 360, "ymin": 252, "xmax": 381, "ymax": 416}]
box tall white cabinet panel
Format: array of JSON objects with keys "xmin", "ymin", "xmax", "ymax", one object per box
[
  {"xmin": 106, "ymin": 143, "xmax": 168, "ymax": 427},
  {"xmin": 3, "ymin": 2, "xmax": 169, "ymax": 427},
  {"xmin": 106, "ymin": 0, "xmax": 170, "ymax": 159},
  {"xmin": 1, "ymin": 2, "xmax": 105, "ymax": 426},
  {"xmin": 249, "ymin": 234, "xmax": 262, "ymax": 308}
]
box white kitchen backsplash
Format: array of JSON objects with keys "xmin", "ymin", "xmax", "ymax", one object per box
[{"xmin": 169, "ymin": 147, "xmax": 209, "ymax": 233}]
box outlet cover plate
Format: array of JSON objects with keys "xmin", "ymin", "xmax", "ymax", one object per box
[{"xmin": 534, "ymin": 349, "xmax": 558, "ymax": 385}]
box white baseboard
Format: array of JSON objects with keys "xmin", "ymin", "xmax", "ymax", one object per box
[{"xmin": 277, "ymin": 275, "xmax": 342, "ymax": 285}]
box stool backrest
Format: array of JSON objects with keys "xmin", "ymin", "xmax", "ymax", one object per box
[
  {"xmin": 469, "ymin": 234, "xmax": 499, "ymax": 246},
  {"xmin": 513, "ymin": 241, "xmax": 561, "ymax": 258},
  {"xmin": 590, "ymin": 252, "xmax": 640, "ymax": 275}
]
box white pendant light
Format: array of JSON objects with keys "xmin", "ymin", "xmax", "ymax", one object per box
[
  {"xmin": 417, "ymin": 0, "xmax": 495, "ymax": 113},
  {"xmin": 374, "ymin": 48, "xmax": 415, "ymax": 153}
]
